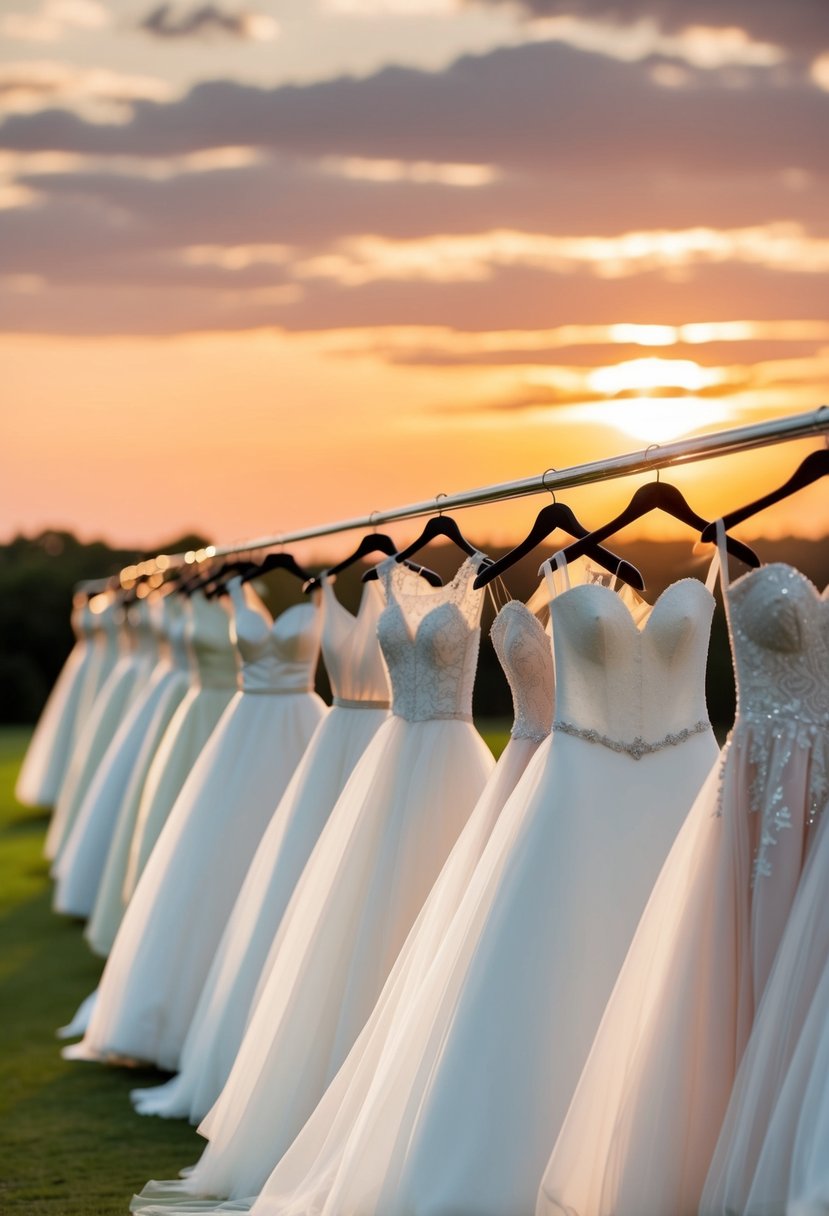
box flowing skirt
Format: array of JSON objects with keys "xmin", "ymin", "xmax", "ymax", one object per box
[
  {"xmin": 64, "ymin": 689, "xmax": 326, "ymax": 1070},
  {"xmin": 131, "ymin": 704, "xmax": 389, "ymax": 1123},
  {"xmin": 134, "ymin": 715, "xmax": 495, "ymax": 1209},
  {"xmin": 52, "ymin": 663, "xmax": 188, "ymax": 919},
  {"xmin": 85, "ymin": 667, "xmax": 192, "ymax": 957},
  {"xmin": 16, "ymin": 637, "xmax": 90, "ymax": 808}
]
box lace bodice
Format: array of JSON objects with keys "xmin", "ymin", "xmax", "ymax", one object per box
[
  {"xmin": 227, "ymin": 578, "xmax": 322, "ymax": 695},
  {"xmin": 490, "ymin": 601, "xmax": 554, "ymax": 741},
  {"xmin": 320, "ymin": 577, "xmax": 390, "ymax": 706},
  {"xmin": 377, "ymin": 554, "xmax": 485, "ymax": 723},
  {"xmin": 189, "ymin": 590, "xmax": 239, "ymax": 690},
  {"xmin": 545, "ymin": 558, "xmax": 714, "ymax": 756}
]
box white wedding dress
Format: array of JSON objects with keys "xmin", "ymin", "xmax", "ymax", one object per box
[
  {"xmin": 48, "ymin": 596, "xmax": 160, "ymax": 871},
  {"xmin": 131, "ymin": 573, "xmax": 392, "ymax": 1122},
  {"xmin": 85, "ymin": 593, "xmax": 194, "ymax": 956},
  {"xmin": 16, "ymin": 591, "xmax": 99, "ymax": 808},
  {"xmin": 64, "ymin": 580, "xmax": 326, "ymax": 1071},
  {"xmin": 265, "ymin": 555, "xmax": 718, "ymax": 1216},
  {"xmin": 122, "ymin": 590, "xmax": 238, "ymax": 900},
  {"xmin": 52, "ymin": 594, "xmax": 189, "ymax": 920},
  {"xmin": 132, "ymin": 553, "xmax": 495, "ymax": 1209},
  {"xmin": 538, "ymin": 534, "xmax": 829, "ymax": 1216}
]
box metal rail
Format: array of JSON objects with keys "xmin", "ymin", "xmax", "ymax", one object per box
[{"xmin": 125, "ymin": 406, "xmax": 829, "ymax": 579}]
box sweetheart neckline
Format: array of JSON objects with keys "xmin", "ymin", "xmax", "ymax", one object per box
[
  {"xmin": 728, "ymin": 561, "xmax": 829, "ymax": 604},
  {"xmin": 550, "ymin": 576, "xmax": 715, "ymax": 637}
]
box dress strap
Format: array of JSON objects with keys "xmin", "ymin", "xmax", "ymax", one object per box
[
  {"xmin": 540, "ymin": 551, "xmax": 572, "ymax": 602},
  {"xmin": 704, "ymin": 519, "xmax": 730, "ymax": 595}
]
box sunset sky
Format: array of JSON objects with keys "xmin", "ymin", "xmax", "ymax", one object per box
[{"xmin": 1, "ymin": 0, "xmax": 828, "ymax": 554}]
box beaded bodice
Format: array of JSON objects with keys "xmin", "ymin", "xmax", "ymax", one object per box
[
  {"xmin": 227, "ymin": 578, "xmax": 322, "ymax": 695},
  {"xmin": 377, "ymin": 554, "xmax": 485, "ymax": 723},
  {"xmin": 320, "ymin": 577, "xmax": 390, "ymax": 705},
  {"xmin": 723, "ymin": 558, "xmax": 829, "ymax": 873},
  {"xmin": 547, "ymin": 563, "xmax": 714, "ymax": 756},
  {"xmin": 189, "ymin": 590, "xmax": 239, "ymax": 690},
  {"xmin": 490, "ymin": 601, "xmax": 554, "ymax": 742}
]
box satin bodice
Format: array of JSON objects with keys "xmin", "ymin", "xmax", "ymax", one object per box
[
  {"xmin": 320, "ymin": 577, "xmax": 390, "ymax": 706},
  {"xmin": 490, "ymin": 600, "xmax": 554, "ymax": 742},
  {"xmin": 90, "ymin": 592, "xmax": 121, "ymax": 661},
  {"xmin": 71, "ymin": 596, "xmax": 90, "ymax": 643},
  {"xmin": 127, "ymin": 597, "xmax": 159, "ymax": 663},
  {"xmin": 162, "ymin": 594, "xmax": 191, "ymax": 673},
  {"xmin": 377, "ymin": 554, "xmax": 485, "ymax": 723},
  {"xmin": 227, "ymin": 579, "xmax": 322, "ymax": 695},
  {"xmin": 189, "ymin": 590, "xmax": 239, "ymax": 690},
  {"xmin": 547, "ymin": 566, "xmax": 714, "ymax": 753}
]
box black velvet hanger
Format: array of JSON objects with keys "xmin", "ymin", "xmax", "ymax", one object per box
[
  {"xmin": 557, "ymin": 479, "xmax": 760, "ymax": 570},
  {"xmin": 362, "ymin": 513, "xmax": 490, "ymax": 583},
  {"xmin": 239, "ymin": 551, "xmax": 312, "ymax": 585},
  {"xmin": 700, "ymin": 447, "xmax": 829, "ymax": 541},
  {"xmin": 474, "ymin": 500, "xmax": 644, "ymax": 591},
  {"xmin": 202, "ymin": 559, "xmax": 262, "ymax": 599},
  {"xmin": 305, "ymin": 531, "xmax": 442, "ymax": 592}
]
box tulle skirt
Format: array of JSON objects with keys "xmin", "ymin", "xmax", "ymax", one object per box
[
  {"xmin": 131, "ymin": 703, "xmax": 389, "ymax": 1123},
  {"xmin": 46, "ymin": 653, "xmax": 155, "ymax": 863},
  {"xmin": 123, "ymin": 683, "xmax": 236, "ymax": 901},
  {"xmin": 538, "ymin": 720, "xmax": 821, "ymax": 1216},
  {"xmin": 16, "ymin": 636, "xmax": 91, "ymax": 808},
  {"xmin": 52, "ymin": 663, "xmax": 188, "ymax": 919},
  {"xmin": 134, "ymin": 715, "xmax": 495, "ymax": 1208},
  {"xmin": 85, "ymin": 667, "xmax": 192, "ymax": 957},
  {"xmin": 701, "ymin": 810, "xmax": 829, "ymax": 1216},
  {"xmin": 64, "ymin": 688, "xmax": 326, "ymax": 1071},
  {"xmin": 298, "ymin": 726, "xmax": 717, "ymax": 1216}
]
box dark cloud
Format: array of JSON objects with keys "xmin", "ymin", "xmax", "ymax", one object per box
[
  {"xmin": 479, "ymin": 0, "xmax": 829, "ymax": 59},
  {"xmin": 138, "ymin": 3, "xmax": 271, "ymax": 41},
  {"xmin": 0, "ymin": 40, "xmax": 826, "ymax": 183}
]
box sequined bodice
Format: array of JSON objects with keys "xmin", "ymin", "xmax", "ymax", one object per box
[
  {"xmin": 320, "ymin": 577, "xmax": 390, "ymax": 705},
  {"xmin": 228, "ymin": 579, "xmax": 322, "ymax": 695},
  {"xmin": 549, "ymin": 576, "xmax": 714, "ymax": 750},
  {"xmin": 377, "ymin": 555, "xmax": 485, "ymax": 723},
  {"xmin": 490, "ymin": 601, "xmax": 554, "ymax": 742},
  {"xmin": 189, "ymin": 591, "xmax": 239, "ymax": 690},
  {"xmin": 729, "ymin": 564, "xmax": 829, "ymax": 731}
]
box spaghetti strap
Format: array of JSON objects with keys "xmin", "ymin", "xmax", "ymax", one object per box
[
  {"xmin": 704, "ymin": 519, "xmax": 730, "ymax": 596},
  {"xmin": 540, "ymin": 551, "xmax": 571, "ymax": 602}
]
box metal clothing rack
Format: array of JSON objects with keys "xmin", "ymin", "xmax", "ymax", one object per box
[{"xmin": 124, "ymin": 406, "xmax": 829, "ymax": 581}]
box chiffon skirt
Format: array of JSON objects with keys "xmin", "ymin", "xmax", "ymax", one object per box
[
  {"xmin": 16, "ymin": 637, "xmax": 90, "ymax": 808},
  {"xmin": 134, "ymin": 715, "xmax": 495, "ymax": 1209},
  {"xmin": 123, "ymin": 684, "xmax": 235, "ymax": 901},
  {"xmin": 85, "ymin": 667, "xmax": 191, "ymax": 957},
  {"xmin": 64, "ymin": 689, "xmax": 326, "ymax": 1071},
  {"xmin": 46, "ymin": 654, "xmax": 154, "ymax": 863},
  {"xmin": 131, "ymin": 703, "xmax": 389, "ymax": 1123},
  {"xmin": 52, "ymin": 663, "xmax": 187, "ymax": 919}
]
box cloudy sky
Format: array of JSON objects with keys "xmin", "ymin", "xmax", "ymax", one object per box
[{"xmin": 1, "ymin": 0, "xmax": 828, "ymax": 550}]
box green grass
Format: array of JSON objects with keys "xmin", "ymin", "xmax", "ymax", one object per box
[
  {"xmin": 0, "ymin": 727, "xmax": 202, "ymax": 1216},
  {"xmin": 0, "ymin": 721, "xmax": 511, "ymax": 1215}
]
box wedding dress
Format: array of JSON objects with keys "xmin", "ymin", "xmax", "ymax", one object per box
[
  {"xmin": 131, "ymin": 573, "xmax": 392, "ymax": 1122},
  {"xmin": 132, "ymin": 553, "xmax": 495, "ymax": 1209},
  {"xmin": 697, "ymin": 571, "xmax": 829, "ymax": 1216},
  {"xmin": 261, "ymin": 553, "xmax": 718, "ymax": 1216},
  {"xmin": 48, "ymin": 596, "xmax": 159, "ymax": 868},
  {"xmin": 63, "ymin": 580, "xmax": 325, "ymax": 1070},
  {"xmin": 52, "ymin": 593, "xmax": 190, "ymax": 920},
  {"xmin": 538, "ymin": 534, "xmax": 829, "ymax": 1216},
  {"xmin": 84, "ymin": 592, "xmax": 194, "ymax": 956},
  {"xmin": 16, "ymin": 591, "xmax": 99, "ymax": 808},
  {"xmin": 122, "ymin": 590, "xmax": 238, "ymax": 900}
]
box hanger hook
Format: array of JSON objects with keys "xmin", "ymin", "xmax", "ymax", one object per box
[
  {"xmin": 435, "ymin": 492, "xmax": 448, "ymax": 517},
  {"xmin": 541, "ymin": 467, "xmax": 557, "ymax": 505},
  {"xmin": 368, "ymin": 509, "xmax": 380, "ymax": 533},
  {"xmin": 644, "ymin": 442, "xmax": 662, "ymax": 484},
  {"xmin": 817, "ymin": 404, "xmax": 829, "ymax": 449}
]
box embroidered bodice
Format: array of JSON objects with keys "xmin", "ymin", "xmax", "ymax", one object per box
[
  {"xmin": 320, "ymin": 577, "xmax": 390, "ymax": 707},
  {"xmin": 189, "ymin": 590, "xmax": 239, "ymax": 690},
  {"xmin": 490, "ymin": 601, "xmax": 554, "ymax": 742},
  {"xmin": 545, "ymin": 557, "xmax": 714, "ymax": 758},
  {"xmin": 377, "ymin": 554, "xmax": 485, "ymax": 723},
  {"xmin": 716, "ymin": 518, "xmax": 829, "ymax": 872},
  {"xmin": 227, "ymin": 578, "xmax": 322, "ymax": 695}
]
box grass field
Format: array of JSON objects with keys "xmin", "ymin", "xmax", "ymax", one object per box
[{"xmin": 0, "ymin": 722, "xmax": 511, "ymax": 1215}]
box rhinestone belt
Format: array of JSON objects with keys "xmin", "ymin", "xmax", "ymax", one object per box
[{"xmin": 552, "ymin": 718, "xmax": 711, "ymax": 760}]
